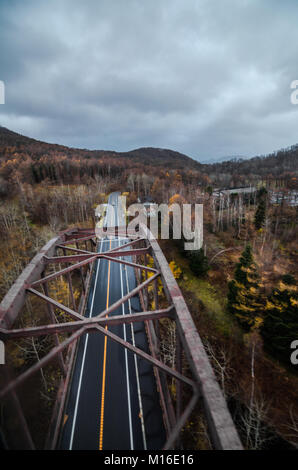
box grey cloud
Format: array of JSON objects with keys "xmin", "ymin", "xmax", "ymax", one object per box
[{"xmin": 0, "ymin": 0, "xmax": 298, "ymax": 160}]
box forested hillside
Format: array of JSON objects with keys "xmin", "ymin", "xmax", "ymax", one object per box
[
  {"xmin": 0, "ymin": 126, "xmax": 297, "ymax": 198},
  {"xmin": 0, "ymin": 126, "xmax": 297, "ymax": 450}
]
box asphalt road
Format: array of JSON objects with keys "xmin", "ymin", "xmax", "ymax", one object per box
[{"xmin": 60, "ymin": 192, "xmax": 165, "ymax": 450}]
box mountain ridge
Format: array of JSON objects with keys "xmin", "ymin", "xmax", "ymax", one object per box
[
  {"xmin": 0, "ymin": 126, "xmax": 201, "ymax": 169},
  {"xmin": 0, "ymin": 126, "xmax": 297, "ymax": 180}
]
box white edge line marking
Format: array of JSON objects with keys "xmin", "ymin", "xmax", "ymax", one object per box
[
  {"xmin": 124, "ymin": 260, "xmax": 148, "ymax": 449},
  {"xmin": 117, "ymin": 200, "xmax": 134, "ymax": 450}
]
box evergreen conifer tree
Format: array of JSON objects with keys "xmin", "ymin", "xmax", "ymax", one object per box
[
  {"xmin": 254, "ymin": 187, "xmax": 267, "ymax": 230},
  {"xmin": 254, "ymin": 198, "xmax": 266, "ymax": 230},
  {"xmin": 228, "ymin": 244, "xmax": 264, "ymax": 329},
  {"xmin": 188, "ymin": 248, "xmax": 209, "ymax": 277},
  {"xmin": 261, "ymin": 277, "xmax": 298, "ymax": 365}
]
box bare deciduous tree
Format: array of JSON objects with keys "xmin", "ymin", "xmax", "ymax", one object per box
[
  {"xmin": 204, "ymin": 340, "xmax": 233, "ymax": 398},
  {"xmin": 240, "ymin": 394, "xmax": 271, "ymax": 450}
]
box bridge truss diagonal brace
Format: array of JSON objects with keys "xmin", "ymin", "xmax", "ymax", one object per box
[
  {"xmin": 32, "ymin": 243, "xmax": 154, "ymax": 289},
  {"xmin": 56, "ymin": 244, "xmax": 94, "ymax": 255},
  {"xmin": 92, "ymin": 324, "xmax": 197, "ymax": 390},
  {"xmin": 0, "ymin": 307, "xmax": 174, "ymax": 340},
  {"xmin": 59, "ymin": 235, "xmax": 97, "ymax": 247},
  {"xmin": 27, "ymin": 287, "xmax": 85, "ymax": 321},
  {"xmin": 44, "ymin": 254, "xmax": 95, "ymax": 264},
  {"xmin": 0, "ymin": 327, "xmax": 87, "ymax": 400},
  {"xmin": 95, "ymin": 271, "xmax": 161, "ymax": 319},
  {"xmin": 0, "ymin": 307, "xmax": 193, "ymax": 406},
  {"xmin": 0, "ymin": 263, "xmax": 163, "ymax": 341},
  {"xmin": 31, "ymin": 255, "xmax": 98, "ymax": 287}
]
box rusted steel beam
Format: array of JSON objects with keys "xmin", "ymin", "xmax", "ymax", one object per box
[
  {"xmin": 143, "ymin": 253, "xmax": 149, "ymax": 311},
  {"xmin": 8, "ymin": 275, "xmax": 158, "ymax": 338},
  {"xmin": 30, "ymin": 256, "xmax": 98, "ymax": 287},
  {"xmin": 56, "ymin": 245, "xmax": 94, "ymax": 255},
  {"xmin": 59, "ymin": 235, "xmax": 96, "ymax": 246},
  {"xmin": 0, "ymin": 223, "xmax": 243, "ymax": 450},
  {"xmin": 0, "ymin": 316, "xmax": 192, "ymax": 403},
  {"xmin": 45, "ymin": 338, "xmax": 77, "ymax": 450},
  {"xmin": 79, "ymin": 266, "xmax": 87, "ymax": 293},
  {"xmin": 142, "ymin": 224, "xmax": 243, "ymax": 450},
  {"xmin": 160, "ymin": 368, "xmax": 177, "ymax": 433},
  {"xmin": 135, "ymin": 265, "xmax": 171, "ymax": 436},
  {"xmin": 91, "ymin": 309, "xmax": 173, "ymax": 327},
  {"xmin": 100, "ymin": 254, "xmax": 158, "ymax": 273},
  {"xmin": 98, "ymin": 226, "xmax": 139, "ymax": 239},
  {"xmin": 44, "ymin": 254, "xmax": 95, "ymax": 264},
  {"xmin": 153, "ymin": 277, "xmax": 160, "ymax": 344},
  {"xmin": 61, "ymin": 247, "xmax": 80, "ymax": 310},
  {"xmin": 93, "ymin": 324, "xmax": 196, "ymax": 389},
  {"xmin": 44, "ymin": 250, "xmax": 150, "ymax": 268},
  {"xmin": 163, "ymin": 392, "xmax": 199, "ymax": 450},
  {"xmin": 43, "ymin": 283, "xmax": 67, "ymax": 376},
  {"xmin": 107, "ymin": 237, "xmax": 146, "ymax": 253},
  {"xmin": 67, "ymin": 272, "xmax": 76, "ymax": 311},
  {"xmin": 0, "ymin": 328, "xmax": 86, "ymax": 400},
  {"xmin": 176, "ymin": 331, "xmax": 182, "ymax": 422},
  {"xmin": 148, "ymin": 332, "xmax": 171, "ymax": 435},
  {"xmin": 141, "ymin": 295, "xmax": 174, "ymax": 438},
  {"xmin": 96, "ymin": 272, "xmax": 160, "ymax": 319},
  {"xmin": 27, "ymin": 288, "xmax": 85, "ymax": 321},
  {"xmin": 0, "ymin": 308, "xmax": 174, "ymax": 339},
  {"xmin": 102, "ymin": 247, "xmax": 149, "ymax": 257}
]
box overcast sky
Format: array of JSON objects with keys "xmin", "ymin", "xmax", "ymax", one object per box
[{"xmin": 0, "ymin": 0, "xmax": 298, "ymax": 161}]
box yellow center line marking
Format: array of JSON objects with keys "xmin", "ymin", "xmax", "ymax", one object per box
[{"xmin": 99, "ymin": 239, "xmax": 111, "ymax": 451}]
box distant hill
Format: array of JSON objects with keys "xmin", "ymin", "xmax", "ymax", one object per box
[
  {"xmin": 203, "ymin": 144, "xmax": 298, "ymax": 178},
  {"xmin": 0, "ymin": 126, "xmax": 297, "ymax": 189},
  {"xmin": 200, "ymin": 155, "xmax": 247, "ymax": 164},
  {"xmin": 119, "ymin": 147, "xmax": 202, "ymax": 169},
  {"xmin": 0, "ymin": 126, "xmax": 40, "ymax": 146},
  {"xmin": 0, "ymin": 126, "xmax": 202, "ymax": 171}
]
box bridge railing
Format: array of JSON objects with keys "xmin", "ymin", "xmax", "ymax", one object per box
[{"xmin": 137, "ymin": 224, "xmax": 242, "ymax": 449}]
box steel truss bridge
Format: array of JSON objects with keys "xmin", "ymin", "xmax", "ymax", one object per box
[{"xmin": 0, "ymin": 222, "xmax": 242, "ymax": 450}]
